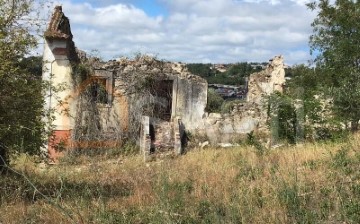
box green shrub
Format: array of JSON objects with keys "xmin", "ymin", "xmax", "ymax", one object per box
[
  {"xmin": 206, "ymin": 89, "xmax": 224, "ymax": 113},
  {"xmin": 246, "ymin": 131, "xmax": 265, "ymax": 155}
]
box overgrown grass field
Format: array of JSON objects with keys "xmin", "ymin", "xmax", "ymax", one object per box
[{"xmin": 1, "ymin": 135, "xmax": 360, "ymax": 223}]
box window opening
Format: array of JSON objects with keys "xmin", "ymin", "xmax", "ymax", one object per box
[{"xmin": 91, "ymin": 78, "xmax": 108, "ymax": 104}]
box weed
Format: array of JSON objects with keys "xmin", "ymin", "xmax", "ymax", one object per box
[
  {"xmin": 331, "ymin": 147, "xmax": 353, "ymax": 174},
  {"xmin": 246, "ymin": 131, "xmax": 265, "ymax": 155},
  {"xmin": 2, "ymin": 135, "xmax": 360, "ymax": 223}
]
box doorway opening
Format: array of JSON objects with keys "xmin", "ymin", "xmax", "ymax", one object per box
[{"xmin": 151, "ymin": 80, "xmax": 173, "ymax": 121}]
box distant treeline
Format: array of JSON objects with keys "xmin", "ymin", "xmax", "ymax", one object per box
[{"xmin": 186, "ymin": 62, "xmax": 264, "ymax": 85}]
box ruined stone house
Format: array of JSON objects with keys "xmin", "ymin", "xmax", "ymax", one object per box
[
  {"xmin": 42, "ymin": 6, "xmax": 286, "ymax": 162},
  {"xmin": 43, "ymin": 6, "xmax": 208, "ymax": 161}
]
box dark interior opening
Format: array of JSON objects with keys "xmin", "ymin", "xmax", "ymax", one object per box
[
  {"xmin": 91, "ymin": 78, "xmax": 108, "ymax": 104},
  {"xmin": 151, "ymin": 80, "xmax": 173, "ymax": 121},
  {"xmin": 149, "ymin": 124, "xmax": 155, "ymax": 154}
]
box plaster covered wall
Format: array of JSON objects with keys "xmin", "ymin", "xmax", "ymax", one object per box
[
  {"xmin": 173, "ymin": 76, "xmax": 207, "ymax": 131},
  {"xmin": 42, "ymin": 6, "xmax": 79, "ymax": 161},
  {"xmin": 43, "ymin": 39, "xmax": 76, "ymax": 130}
]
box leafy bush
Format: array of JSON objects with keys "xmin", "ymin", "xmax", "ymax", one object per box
[
  {"xmin": 206, "ymin": 89, "xmax": 224, "ymax": 113},
  {"xmin": 267, "ymin": 93, "xmax": 298, "ymax": 144},
  {"xmin": 267, "ymin": 87, "xmax": 348, "ymax": 144}
]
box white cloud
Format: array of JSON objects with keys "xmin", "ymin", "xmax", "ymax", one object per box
[
  {"xmin": 60, "ymin": 1, "xmax": 162, "ymax": 30},
  {"xmin": 41, "ymin": 0, "xmax": 317, "ymax": 64}
]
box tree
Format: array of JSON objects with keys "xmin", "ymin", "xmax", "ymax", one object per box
[
  {"xmin": 308, "ymin": 0, "xmax": 360, "ymax": 131},
  {"xmin": 186, "ymin": 63, "xmax": 215, "ymax": 78},
  {"xmin": 0, "ymin": 1, "xmax": 46, "ymax": 170},
  {"xmin": 226, "ymin": 62, "xmax": 255, "ymax": 77}
]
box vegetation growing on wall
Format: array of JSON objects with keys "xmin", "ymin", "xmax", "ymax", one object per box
[
  {"xmin": 268, "ymin": 64, "xmax": 349, "ymax": 144},
  {"xmin": 69, "ymin": 55, "xmax": 190, "ymax": 153},
  {"xmin": 71, "ymin": 62, "xmax": 107, "ymax": 152}
]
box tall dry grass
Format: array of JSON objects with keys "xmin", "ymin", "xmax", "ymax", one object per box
[{"xmin": 1, "ymin": 134, "xmax": 360, "ymax": 223}]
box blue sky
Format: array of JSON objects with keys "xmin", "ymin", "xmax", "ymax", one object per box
[
  {"xmin": 45, "ymin": 0, "xmax": 317, "ymax": 64},
  {"xmin": 72, "ymin": 0, "xmax": 168, "ymax": 16},
  {"xmin": 132, "ymin": 0, "xmax": 167, "ymax": 17}
]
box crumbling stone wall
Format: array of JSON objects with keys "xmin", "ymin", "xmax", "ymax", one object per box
[
  {"xmin": 62, "ymin": 54, "xmax": 207, "ymax": 157},
  {"xmin": 43, "ymin": 6, "xmax": 206, "ymax": 160},
  {"xmin": 71, "ymin": 55, "xmax": 285, "ymax": 151},
  {"xmin": 198, "ymin": 103, "xmax": 264, "ymax": 144},
  {"xmin": 197, "ymin": 56, "xmax": 286, "ymax": 146},
  {"xmin": 140, "ymin": 116, "xmax": 183, "ymax": 161},
  {"xmin": 247, "ymin": 55, "xmax": 286, "ymax": 104},
  {"xmin": 87, "ymin": 55, "xmax": 207, "ymax": 139},
  {"xmin": 43, "ymin": 6, "xmax": 289, "ymax": 159}
]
